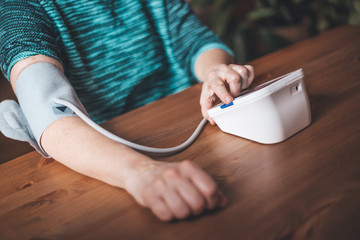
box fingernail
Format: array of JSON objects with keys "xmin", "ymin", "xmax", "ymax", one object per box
[{"xmin": 226, "ymin": 97, "xmax": 232, "ymax": 103}]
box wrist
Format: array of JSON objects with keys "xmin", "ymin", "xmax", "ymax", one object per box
[
  {"xmin": 121, "ymin": 155, "xmax": 160, "ymax": 195},
  {"xmin": 119, "ymin": 150, "xmax": 156, "ymax": 190}
]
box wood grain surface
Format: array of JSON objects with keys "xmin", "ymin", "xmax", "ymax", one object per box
[{"xmin": 0, "ymin": 25, "xmax": 359, "ymax": 240}]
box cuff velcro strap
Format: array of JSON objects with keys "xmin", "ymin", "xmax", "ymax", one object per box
[{"xmin": 0, "ymin": 99, "xmax": 48, "ymax": 156}]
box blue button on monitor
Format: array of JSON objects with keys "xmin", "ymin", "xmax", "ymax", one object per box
[{"xmin": 220, "ymin": 102, "xmax": 234, "ymax": 109}]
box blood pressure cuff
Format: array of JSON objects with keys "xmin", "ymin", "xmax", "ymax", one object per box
[{"xmin": 0, "ymin": 62, "xmax": 87, "ymax": 157}]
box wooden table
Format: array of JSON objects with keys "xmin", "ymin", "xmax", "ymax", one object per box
[{"xmin": 1, "ymin": 25, "xmax": 359, "ymax": 240}]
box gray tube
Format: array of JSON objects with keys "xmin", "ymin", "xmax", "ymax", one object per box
[{"xmin": 54, "ymin": 98, "xmax": 207, "ymax": 154}]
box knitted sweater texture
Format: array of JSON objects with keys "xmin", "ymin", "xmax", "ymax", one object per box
[{"xmin": 0, "ymin": 0, "xmax": 231, "ymax": 123}]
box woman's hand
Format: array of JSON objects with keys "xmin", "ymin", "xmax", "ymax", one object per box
[
  {"xmin": 125, "ymin": 160, "xmax": 227, "ymax": 221},
  {"xmin": 200, "ymin": 64, "xmax": 255, "ymax": 125}
]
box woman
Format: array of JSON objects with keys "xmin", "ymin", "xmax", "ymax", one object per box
[{"xmin": 0, "ymin": 0, "xmax": 254, "ymax": 221}]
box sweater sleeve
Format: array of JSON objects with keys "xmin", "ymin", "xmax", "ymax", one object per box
[
  {"xmin": 0, "ymin": 0, "xmax": 61, "ymax": 80},
  {"xmin": 164, "ymin": 0, "xmax": 234, "ymax": 80}
]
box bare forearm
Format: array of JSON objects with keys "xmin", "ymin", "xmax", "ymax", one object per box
[
  {"xmin": 10, "ymin": 55, "xmax": 150, "ymax": 188},
  {"xmin": 41, "ymin": 116, "xmax": 153, "ymax": 188}
]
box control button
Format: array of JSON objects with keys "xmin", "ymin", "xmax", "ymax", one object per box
[{"xmin": 220, "ymin": 102, "xmax": 234, "ymax": 109}]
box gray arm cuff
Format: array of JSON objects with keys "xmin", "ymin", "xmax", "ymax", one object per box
[{"xmin": 0, "ymin": 62, "xmax": 87, "ymax": 157}]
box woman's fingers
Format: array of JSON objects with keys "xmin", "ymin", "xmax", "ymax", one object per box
[
  {"xmin": 215, "ymin": 65, "xmax": 242, "ymax": 97},
  {"xmin": 242, "ymin": 65, "xmax": 255, "ymax": 89},
  {"xmin": 164, "ymin": 167, "xmax": 206, "ymax": 215},
  {"xmin": 179, "ymin": 160, "xmax": 227, "ymax": 210},
  {"xmin": 143, "ymin": 177, "xmax": 191, "ymax": 221},
  {"xmin": 199, "ymin": 64, "xmax": 255, "ymax": 121},
  {"xmin": 200, "ymin": 83, "xmax": 216, "ymax": 124},
  {"xmin": 142, "ymin": 184, "xmax": 174, "ymax": 221},
  {"xmin": 141, "ymin": 160, "xmax": 227, "ymax": 221},
  {"xmin": 207, "ymin": 71, "xmax": 233, "ymax": 104}
]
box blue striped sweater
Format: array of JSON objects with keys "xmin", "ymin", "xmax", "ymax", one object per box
[{"xmin": 0, "ymin": 0, "xmax": 232, "ymax": 123}]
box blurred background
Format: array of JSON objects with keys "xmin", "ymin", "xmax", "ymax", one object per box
[{"xmin": 188, "ymin": 0, "xmax": 360, "ymax": 63}]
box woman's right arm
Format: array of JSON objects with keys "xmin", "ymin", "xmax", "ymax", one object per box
[
  {"xmin": 9, "ymin": 55, "xmax": 227, "ymax": 221},
  {"xmin": 2, "ymin": 0, "xmax": 227, "ymax": 221}
]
